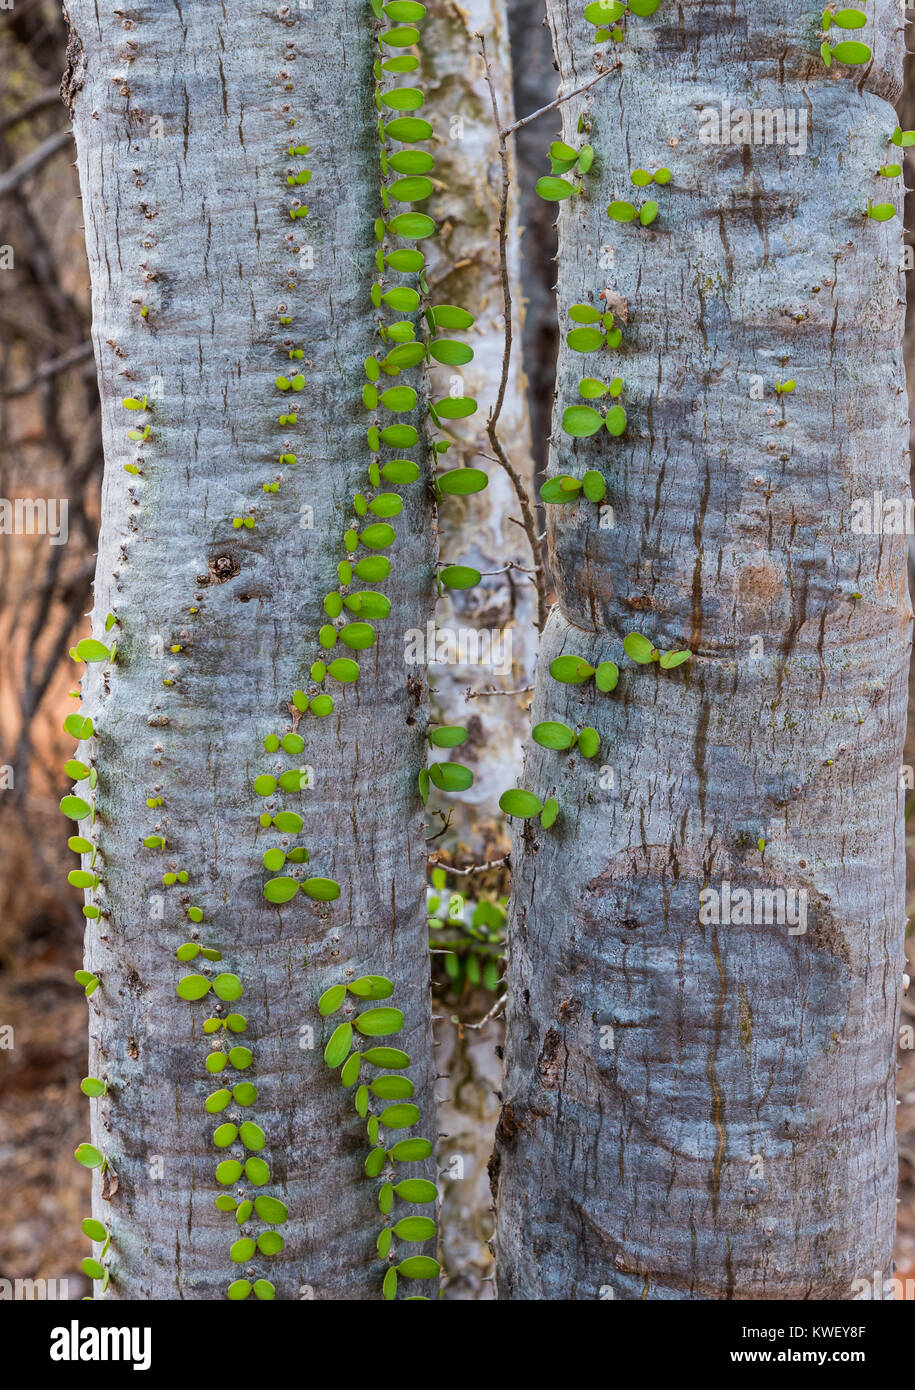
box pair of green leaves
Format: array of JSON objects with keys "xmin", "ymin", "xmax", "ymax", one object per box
[
  {"xmin": 566, "ymin": 303, "xmax": 621, "ymax": 353},
  {"xmin": 623, "ymin": 632, "xmax": 691, "ymax": 668},
  {"xmin": 418, "ymin": 761, "xmax": 475, "ymax": 804},
  {"xmin": 176, "ymin": 973, "xmax": 243, "ymax": 1003},
  {"xmin": 536, "ymin": 140, "xmax": 595, "ymax": 202},
  {"xmin": 263, "ymin": 876, "xmax": 341, "ymax": 905},
  {"xmin": 821, "ymin": 7, "xmax": 866, "ymax": 31},
  {"xmin": 499, "ymin": 789, "xmax": 559, "ymax": 827},
  {"xmin": 631, "ymin": 167, "xmax": 670, "ymax": 187},
  {"xmin": 532, "ymin": 722, "xmax": 600, "ymax": 758},
  {"xmin": 608, "ymin": 198, "xmax": 658, "ymax": 226},
  {"xmin": 318, "ymin": 976, "xmax": 395, "ymax": 1016},
  {"xmin": 70, "ymin": 637, "xmax": 114, "ymax": 665},
  {"xmin": 550, "ymin": 655, "xmax": 619, "ymax": 690},
  {"xmin": 563, "ymin": 402, "xmax": 626, "ymax": 438},
  {"xmin": 536, "ymin": 472, "xmax": 603, "ymax": 505}
]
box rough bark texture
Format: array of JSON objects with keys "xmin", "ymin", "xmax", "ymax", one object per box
[
  {"xmin": 420, "ymin": 0, "xmax": 529, "ymax": 1296},
  {"xmin": 495, "ymin": 0, "xmax": 911, "ymax": 1299},
  {"xmin": 67, "ymin": 0, "xmax": 436, "ymax": 1299},
  {"xmin": 424, "ymin": 0, "xmax": 537, "ymax": 831},
  {"xmin": 506, "ymin": 0, "xmax": 559, "ymax": 481}
]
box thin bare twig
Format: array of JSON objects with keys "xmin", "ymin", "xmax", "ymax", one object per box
[
  {"xmin": 464, "ymin": 684, "xmax": 534, "ymax": 701},
  {"xmin": 0, "ymin": 127, "xmax": 72, "ymax": 199},
  {"xmin": 0, "ymin": 87, "xmax": 64, "ymax": 135},
  {"xmin": 476, "ymin": 32, "xmax": 549, "ymax": 633},
  {"xmin": 500, "ymin": 62, "xmax": 621, "ymax": 139},
  {"xmin": 464, "ymin": 992, "xmax": 507, "ymax": 1030},
  {"xmin": 427, "ymin": 854, "xmax": 510, "ymax": 876},
  {"xmin": 2, "ymin": 340, "xmax": 93, "ymax": 396}
]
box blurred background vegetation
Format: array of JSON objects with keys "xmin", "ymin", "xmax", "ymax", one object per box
[{"xmin": 0, "ymin": 0, "xmax": 912, "ymax": 1298}]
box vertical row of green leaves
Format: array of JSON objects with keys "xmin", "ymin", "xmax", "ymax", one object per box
[
  {"xmin": 320, "ymin": 974, "xmax": 440, "ymax": 1298},
  {"xmin": 178, "ymin": 964, "xmax": 282, "ymax": 1301},
  {"xmin": 63, "ymin": 633, "xmax": 115, "ymax": 1294}
]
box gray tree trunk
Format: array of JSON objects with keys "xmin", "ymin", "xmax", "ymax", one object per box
[
  {"xmin": 66, "ymin": 0, "xmax": 436, "ymax": 1299},
  {"xmin": 495, "ymin": 0, "xmax": 911, "ymax": 1299}
]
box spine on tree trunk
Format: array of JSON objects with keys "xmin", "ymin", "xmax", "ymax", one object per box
[
  {"xmin": 63, "ymin": 0, "xmax": 444, "ymax": 1299},
  {"xmin": 494, "ymin": 0, "xmax": 910, "ymax": 1299}
]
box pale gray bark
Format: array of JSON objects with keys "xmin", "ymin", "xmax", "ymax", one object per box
[
  {"xmin": 420, "ymin": 0, "xmax": 529, "ymax": 1297},
  {"xmin": 495, "ymin": 0, "xmax": 911, "ymax": 1299},
  {"xmin": 424, "ymin": 0, "xmax": 537, "ymax": 829},
  {"xmin": 67, "ymin": 0, "xmax": 436, "ymax": 1299}
]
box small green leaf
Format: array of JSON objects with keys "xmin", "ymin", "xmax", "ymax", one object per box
[
  {"xmin": 582, "ymin": 470, "xmax": 607, "ymax": 502},
  {"xmin": 264, "ymin": 876, "xmax": 300, "ymax": 904},
  {"xmin": 830, "ymin": 40, "xmax": 871, "ymax": 64},
  {"xmin": 394, "ymin": 1178, "xmax": 437, "ymax": 1203},
  {"xmin": 607, "ymin": 200, "xmax": 637, "ymax": 222},
  {"xmin": 563, "ymin": 405, "xmax": 604, "ymax": 437},
  {"xmin": 437, "ymin": 467, "xmax": 488, "ymax": 495},
  {"xmin": 549, "ymin": 655, "xmax": 595, "ymax": 684},
  {"xmin": 319, "ymin": 984, "xmax": 346, "ymax": 1016},
  {"xmin": 397, "ymin": 1256, "xmax": 441, "ymax": 1279},
  {"xmin": 74, "ymin": 1144, "xmax": 105, "ymax": 1169},
  {"xmin": 428, "ymin": 761, "xmax": 474, "ymax": 793},
  {"xmin": 177, "ymin": 974, "xmax": 212, "ymax": 1001},
  {"xmin": 568, "ymin": 304, "xmax": 602, "ymax": 324},
  {"xmin": 439, "ymin": 565, "xmax": 481, "ymax": 590},
  {"xmin": 379, "ymin": 1103, "xmax": 421, "ymax": 1129},
  {"xmin": 389, "ymin": 1138, "xmax": 433, "ymax": 1162},
  {"xmin": 595, "ymin": 661, "xmax": 619, "ymax": 692},
  {"xmin": 356, "ymin": 1007, "xmax": 405, "ymax": 1037},
  {"xmin": 349, "ymin": 975, "xmax": 396, "ymax": 999},
  {"xmin": 213, "ymin": 974, "xmax": 243, "ymax": 1002},
  {"xmin": 370, "ymin": 1075, "xmax": 415, "ymax": 1099},
  {"xmin": 325, "ymin": 1022, "xmax": 354, "ymax": 1068},
  {"xmin": 255, "ymin": 1195, "xmax": 289, "ymax": 1224},
  {"xmin": 363, "ymin": 1046, "xmax": 410, "ymax": 1068},
  {"xmin": 658, "ymin": 648, "xmax": 692, "ymax": 669},
  {"xmin": 623, "ymin": 632, "xmax": 657, "ymax": 664},
  {"xmin": 393, "ymin": 1216, "xmax": 437, "ymax": 1242},
  {"xmin": 577, "ymin": 728, "xmax": 600, "ymax": 759},
  {"xmin": 366, "ymin": 1147, "xmax": 387, "ymax": 1178},
  {"xmin": 536, "ymin": 175, "xmax": 578, "ymax": 201},
  {"xmin": 567, "ymin": 326, "xmax": 606, "ymax": 353},
  {"xmin": 244, "ymin": 1157, "xmax": 270, "ymax": 1186},
  {"xmin": 239, "ymin": 1121, "xmax": 266, "ymax": 1151},
  {"xmin": 303, "ymin": 877, "xmax": 341, "ymax": 902},
  {"xmin": 832, "ymin": 8, "xmax": 867, "ymax": 28},
  {"xmin": 75, "ymin": 638, "xmax": 110, "ymax": 664},
  {"xmin": 429, "ymin": 725, "xmax": 468, "ymax": 748},
  {"xmin": 499, "ymin": 789, "xmax": 543, "ymax": 819},
  {"xmin": 532, "ymin": 721, "xmax": 575, "ymax": 751}
]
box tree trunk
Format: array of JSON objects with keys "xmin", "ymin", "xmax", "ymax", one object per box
[
  {"xmin": 423, "ymin": 0, "xmax": 537, "ymax": 838},
  {"xmin": 495, "ymin": 0, "xmax": 910, "ymax": 1299},
  {"xmin": 66, "ymin": 0, "xmax": 437, "ymax": 1299}
]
